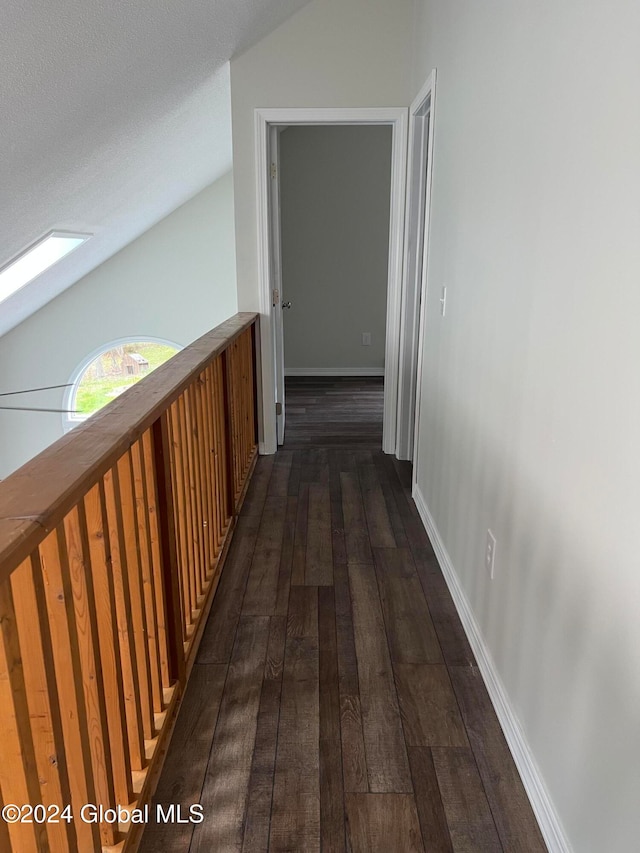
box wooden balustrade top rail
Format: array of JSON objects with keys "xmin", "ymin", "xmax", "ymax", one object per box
[{"xmin": 0, "ymin": 312, "xmax": 258, "ymax": 584}]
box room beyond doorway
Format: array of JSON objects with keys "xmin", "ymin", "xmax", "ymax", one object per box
[{"xmin": 279, "ymin": 125, "xmax": 392, "ymax": 386}]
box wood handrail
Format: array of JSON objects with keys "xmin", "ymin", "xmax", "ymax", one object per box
[
  {"xmin": 0, "ymin": 311, "xmax": 260, "ymax": 853},
  {"xmin": 0, "ymin": 312, "xmax": 257, "ymax": 584}
]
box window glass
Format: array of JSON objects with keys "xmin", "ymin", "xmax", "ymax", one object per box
[{"xmin": 69, "ymin": 340, "xmax": 180, "ymax": 423}]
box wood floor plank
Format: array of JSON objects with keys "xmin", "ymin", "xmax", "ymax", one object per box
[
  {"xmin": 270, "ymin": 635, "xmax": 320, "ymax": 852},
  {"xmin": 415, "ymin": 569, "xmax": 476, "ymax": 667},
  {"xmin": 449, "ymin": 667, "xmax": 546, "ymax": 852},
  {"xmin": 432, "ymin": 747, "xmax": 503, "ymax": 853},
  {"xmin": 408, "ymin": 747, "xmax": 454, "ymax": 853},
  {"xmin": 287, "ymin": 585, "xmax": 318, "ymax": 639},
  {"xmin": 243, "ymin": 496, "xmax": 287, "ymax": 615},
  {"xmin": 395, "ymin": 664, "xmax": 468, "ymax": 747},
  {"xmin": 348, "ymin": 561, "xmax": 412, "ymax": 793},
  {"xmin": 392, "ymin": 457, "xmax": 413, "ymax": 490},
  {"xmin": 377, "ymin": 454, "xmax": 430, "ymax": 549},
  {"xmin": 329, "ymin": 455, "xmax": 347, "ymax": 567},
  {"xmin": 197, "ymin": 514, "xmax": 259, "ymax": 663},
  {"xmin": 300, "ymin": 447, "xmax": 330, "ymax": 485},
  {"xmin": 345, "ymin": 794, "xmax": 424, "ymax": 853},
  {"xmin": 141, "ymin": 664, "xmax": 226, "ymax": 851},
  {"xmin": 288, "ymin": 449, "xmax": 302, "ymax": 496},
  {"xmin": 306, "ymin": 483, "xmax": 333, "ymax": 585},
  {"xmin": 412, "ymin": 545, "xmax": 441, "ymax": 574},
  {"xmin": 333, "ymin": 561, "xmax": 368, "ymax": 793},
  {"xmin": 319, "ymin": 587, "xmax": 346, "ymax": 853},
  {"xmin": 341, "ymin": 473, "xmax": 373, "ymax": 564},
  {"xmin": 331, "ymin": 496, "xmax": 347, "ymax": 567},
  {"xmin": 374, "ymin": 547, "xmax": 443, "ymax": 665},
  {"xmin": 358, "ymin": 461, "xmax": 396, "ymax": 548},
  {"xmin": 291, "ymin": 483, "xmax": 309, "ymax": 585},
  {"xmin": 241, "ymin": 455, "xmax": 275, "ymax": 518},
  {"xmin": 242, "ymin": 617, "xmax": 287, "ymax": 853},
  {"xmin": 264, "ymin": 615, "xmax": 287, "ymax": 681},
  {"xmin": 191, "ymin": 616, "xmax": 270, "ymax": 853},
  {"xmin": 373, "ymin": 459, "xmax": 409, "ymax": 548},
  {"xmin": 268, "ymin": 450, "xmax": 294, "ymax": 497},
  {"xmin": 275, "ymin": 496, "xmax": 298, "ymax": 616}
]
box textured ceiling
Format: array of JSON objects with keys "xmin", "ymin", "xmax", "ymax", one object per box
[{"xmin": 0, "ymin": 0, "xmax": 310, "ymax": 337}]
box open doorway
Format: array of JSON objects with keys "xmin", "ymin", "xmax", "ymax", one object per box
[
  {"xmin": 255, "ymin": 108, "xmax": 408, "ymax": 455},
  {"xmin": 278, "ymin": 124, "xmax": 392, "ymax": 446}
]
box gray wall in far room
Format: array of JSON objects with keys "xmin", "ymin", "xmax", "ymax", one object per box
[{"xmin": 280, "ymin": 124, "xmax": 392, "ymax": 372}]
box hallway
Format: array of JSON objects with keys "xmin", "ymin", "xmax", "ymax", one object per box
[{"xmin": 140, "ymin": 379, "xmax": 545, "ymax": 852}]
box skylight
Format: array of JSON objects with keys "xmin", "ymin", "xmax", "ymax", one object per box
[{"xmin": 0, "ymin": 231, "xmax": 91, "ymax": 305}]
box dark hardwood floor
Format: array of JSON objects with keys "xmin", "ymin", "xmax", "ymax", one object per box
[
  {"xmin": 140, "ymin": 378, "xmax": 546, "ymax": 852},
  {"xmin": 283, "ymin": 376, "xmax": 384, "ymax": 449}
]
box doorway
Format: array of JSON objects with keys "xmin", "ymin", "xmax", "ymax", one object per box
[
  {"xmin": 255, "ymin": 108, "xmax": 408, "ymax": 455},
  {"xmin": 278, "ymin": 124, "xmax": 392, "ymax": 449}
]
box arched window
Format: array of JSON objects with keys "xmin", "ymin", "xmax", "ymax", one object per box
[{"xmin": 65, "ymin": 337, "xmax": 182, "ymax": 429}]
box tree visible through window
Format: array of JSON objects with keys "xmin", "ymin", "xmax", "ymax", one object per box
[{"xmin": 71, "ymin": 340, "xmax": 180, "ymax": 421}]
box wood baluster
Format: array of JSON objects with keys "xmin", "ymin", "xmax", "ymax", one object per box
[
  {"xmin": 62, "ymin": 505, "xmax": 117, "ymax": 847},
  {"xmin": 0, "ymin": 578, "xmax": 48, "ymax": 853},
  {"xmin": 177, "ymin": 393, "xmax": 200, "ymax": 626},
  {"xmin": 168, "ymin": 401, "xmax": 192, "ymax": 637},
  {"xmin": 215, "ymin": 362, "xmax": 227, "ymax": 551},
  {"xmin": 103, "ymin": 466, "xmax": 146, "ymax": 774},
  {"xmin": 241, "ymin": 329, "xmax": 250, "ymax": 474},
  {"xmin": 151, "ymin": 415, "xmax": 186, "ymax": 687},
  {"xmin": 205, "ymin": 364, "xmax": 224, "ymax": 559},
  {"xmin": 250, "ymin": 320, "xmax": 259, "ymax": 449},
  {"xmin": 83, "ymin": 482, "xmax": 133, "ymax": 808},
  {"xmin": 197, "ymin": 372, "xmax": 216, "ymax": 568},
  {"xmin": 10, "ymin": 557, "xmax": 77, "ymax": 852},
  {"xmin": 222, "ymin": 346, "xmax": 238, "ymax": 514},
  {"xmin": 131, "ymin": 439, "xmax": 164, "ymax": 716},
  {"xmin": 117, "ymin": 452, "xmax": 155, "ymax": 744},
  {"xmin": 188, "ymin": 381, "xmax": 209, "ymax": 591},
  {"xmin": 141, "ymin": 428, "xmax": 171, "ymax": 693},
  {"xmin": 38, "ymin": 530, "xmax": 101, "ymax": 852}
]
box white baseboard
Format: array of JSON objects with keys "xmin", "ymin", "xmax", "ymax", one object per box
[
  {"xmin": 284, "ymin": 367, "xmax": 385, "ymax": 377},
  {"xmin": 412, "ymin": 484, "xmax": 571, "ymax": 853}
]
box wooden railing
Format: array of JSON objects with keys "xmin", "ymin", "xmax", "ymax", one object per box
[{"xmin": 0, "ymin": 313, "xmax": 259, "ymax": 852}]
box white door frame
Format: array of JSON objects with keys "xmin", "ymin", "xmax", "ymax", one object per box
[
  {"xmin": 408, "ymin": 72, "xmax": 437, "ymax": 486},
  {"xmin": 255, "ymin": 107, "xmax": 408, "ymax": 455},
  {"xmin": 396, "ymin": 70, "xmax": 437, "ymax": 462}
]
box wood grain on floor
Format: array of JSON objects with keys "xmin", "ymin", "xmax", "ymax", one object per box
[{"xmin": 140, "ymin": 378, "xmax": 546, "ymax": 853}]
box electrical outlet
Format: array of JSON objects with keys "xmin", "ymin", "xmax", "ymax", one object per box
[
  {"xmin": 485, "ymin": 529, "xmax": 496, "ymax": 579},
  {"xmin": 362, "ymin": 332, "xmax": 371, "ymax": 346}
]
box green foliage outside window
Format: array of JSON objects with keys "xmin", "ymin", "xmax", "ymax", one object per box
[{"xmin": 74, "ymin": 342, "xmax": 179, "ymax": 417}]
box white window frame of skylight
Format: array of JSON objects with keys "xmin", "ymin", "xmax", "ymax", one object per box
[{"xmin": 0, "ymin": 231, "xmax": 91, "ymax": 305}]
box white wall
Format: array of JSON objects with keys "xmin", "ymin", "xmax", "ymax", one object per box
[
  {"xmin": 411, "ymin": 2, "xmax": 640, "ymax": 851},
  {"xmin": 280, "ymin": 125, "xmax": 392, "ymax": 371},
  {"xmin": 230, "ymin": 0, "xmax": 413, "ymax": 313},
  {"xmin": 0, "ymin": 172, "xmax": 238, "ymax": 478},
  {"xmin": 230, "ymin": 0, "xmax": 412, "ymax": 449}
]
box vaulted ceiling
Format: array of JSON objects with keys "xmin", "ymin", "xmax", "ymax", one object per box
[{"xmin": 0, "ymin": 0, "xmax": 310, "ymax": 337}]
